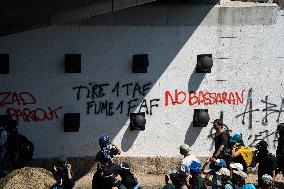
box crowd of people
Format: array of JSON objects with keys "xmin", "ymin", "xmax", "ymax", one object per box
[
  {"xmin": 163, "ymin": 119, "xmax": 284, "ymax": 189},
  {"xmin": 1, "ymin": 118, "xmax": 284, "ymax": 189}
]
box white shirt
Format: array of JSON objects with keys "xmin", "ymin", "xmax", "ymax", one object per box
[{"xmin": 180, "ymin": 154, "xmax": 200, "ymax": 171}]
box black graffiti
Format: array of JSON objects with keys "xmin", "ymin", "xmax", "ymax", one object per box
[
  {"xmin": 86, "ymin": 100, "xmax": 114, "ymax": 116},
  {"xmin": 236, "ymin": 89, "xmax": 283, "ymax": 128},
  {"xmin": 138, "ymin": 99, "xmax": 160, "ymax": 115},
  {"xmin": 73, "ymin": 82, "xmax": 152, "ymax": 100},
  {"xmin": 111, "ymin": 82, "xmax": 152, "ymax": 98},
  {"xmin": 248, "ymin": 130, "xmax": 279, "ymax": 146},
  {"xmin": 85, "ymin": 98, "xmax": 160, "ymax": 116},
  {"xmin": 73, "ymin": 81, "xmax": 160, "ymax": 116},
  {"xmin": 235, "ymin": 88, "xmax": 259, "ymax": 129},
  {"xmin": 73, "ymin": 83, "xmax": 109, "ymax": 100}
]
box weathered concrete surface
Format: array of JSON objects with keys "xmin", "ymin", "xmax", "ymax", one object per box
[{"xmin": 0, "ymin": 5, "xmax": 283, "ymax": 159}]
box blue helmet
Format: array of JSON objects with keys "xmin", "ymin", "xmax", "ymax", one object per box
[
  {"xmin": 190, "ymin": 161, "xmax": 202, "ymax": 174},
  {"xmin": 229, "ymin": 134, "xmax": 242, "ymax": 143},
  {"xmin": 215, "ymin": 159, "xmax": 227, "ymax": 168},
  {"xmin": 99, "ymin": 135, "xmax": 110, "ymax": 147}
]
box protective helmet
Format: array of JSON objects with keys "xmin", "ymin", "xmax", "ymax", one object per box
[
  {"xmin": 229, "ymin": 134, "xmax": 242, "ymax": 143},
  {"xmin": 255, "ymin": 140, "xmax": 268, "ymax": 150},
  {"xmin": 99, "ymin": 135, "xmax": 110, "ymax": 147},
  {"xmin": 190, "ymin": 161, "xmax": 202, "ymax": 174},
  {"xmin": 215, "ymin": 159, "xmax": 227, "ymax": 168}
]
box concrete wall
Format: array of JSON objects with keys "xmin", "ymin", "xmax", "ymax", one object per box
[{"xmin": 0, "ymin": 3, "xmax": 283, "ymax": 160}]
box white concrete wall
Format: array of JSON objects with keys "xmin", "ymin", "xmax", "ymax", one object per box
[{"xmin": 0, "ymin": 4, "xmax": 283, "ymax": 158}]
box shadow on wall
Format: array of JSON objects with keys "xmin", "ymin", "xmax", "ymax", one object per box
[
  {"xmin": 188, "ymin": 68, "xmax": 206, "ymax": 92},
  {"xmin": 184, "ymin": 122, "xmax": 204, "ymax": 147},
  {"xmin": 184, "ymin": 69, "xmax": 206, "ymax": 146},
  {"xmin": 20, "ymin": 3, "xmax": 217, "ymax": 182},
  {"xmin": 72, "ymin": 3, "xmax": 215, "ymax": 181}
]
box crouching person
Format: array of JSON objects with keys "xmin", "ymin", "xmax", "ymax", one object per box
[
  {"xmin": 103, "ymin": 162, "xmax": 141, "ymax": 189},
  {"xmin": 51, "ymin": 157, "xmax": 75, "ymax": 189}
]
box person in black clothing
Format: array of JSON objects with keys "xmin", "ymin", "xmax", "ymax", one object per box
[
  {"xmin": 211, "ymin": 119, "xmax": 230, "ymax": 162},
  {"xmin": 92, "ymin": 135, "xmax": 122, "ymax": 189},
  {"xmin": 276, "ymin": 123, "xmax": 284, "ymax": 175},
  {"xmin": 169, "ymin": 169, "xmax": 190, "ymax": 189},
  {"xmin": 52, "ymin": 157, "xmax": 75, "ymax": 189},
  {"xmin": 102, "ymin": 162, "xmax": 141, "ymax": 189},
  {"xmin": 1, "ymin": 119, "xmax": 34, "ymax": 176},
  {"xmin": 252, "ymin": 140, "xmax": 277, "ymax": 188}
]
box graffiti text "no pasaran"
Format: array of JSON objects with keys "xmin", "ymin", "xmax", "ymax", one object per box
[{"xmin": 165, "ymin": 90, "xmax": 245, "ymax": 106}]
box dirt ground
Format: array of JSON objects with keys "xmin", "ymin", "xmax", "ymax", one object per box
[{"xmin": 75, "ymin": 172, "xmax": 284, "ymax": 189}]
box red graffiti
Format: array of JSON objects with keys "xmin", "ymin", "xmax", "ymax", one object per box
[
  {"xmin": 0, "ymin": 91, "xmax": 63, "ymax": 123},
  {"xmin": 0, "ymin": 92, "xmax": 36, "ymax": 107},
  {"xmin": 6, "ymin": 106, "xmax": 63, "ymax": 122},
  {"xmin": 165, "ymin": 90, "xmax": 245, "ymax": 107}
]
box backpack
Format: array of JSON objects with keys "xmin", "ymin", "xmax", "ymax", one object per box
[
  {"xmin": 239, "ymin": 146, "xmax": 255, "ymax": 167},
  {"xmin": 0, "ymin": 127, "xmax": 8, "ymax": 161}
]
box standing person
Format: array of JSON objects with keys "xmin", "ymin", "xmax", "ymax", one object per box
[
  {"xmin": 2, "ymin": 119, "xmax": 34, "ymax": 173},
  {"xmin": 0, "ymin": 122, "xmax": 8, "ymax": 177},
  {"xmin": 180, "ymin": 144, "xmax": 200, "ymax": 171},
  {"xmin": 252, "ymin": 141, "xmax": 277, "ymax": 188},
  {"xmin": 211, "ymin": 119, "xmax": 230, "ymax": 161},
  {"xmin": 276, "ymin": 123, "xmax": 284, "ymax": 175},
  {"xmin": 92, "ymin": 135, "xmax": 122, "ymax": 189}
]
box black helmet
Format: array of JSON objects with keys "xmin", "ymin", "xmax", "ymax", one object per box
[
  {"xmin": 255, "ymin": 140, "xmax": 268, "ymax": 150},
  {"xmin": 99, "ymin": 135, "xmax": 110, "ymax": 148}
]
